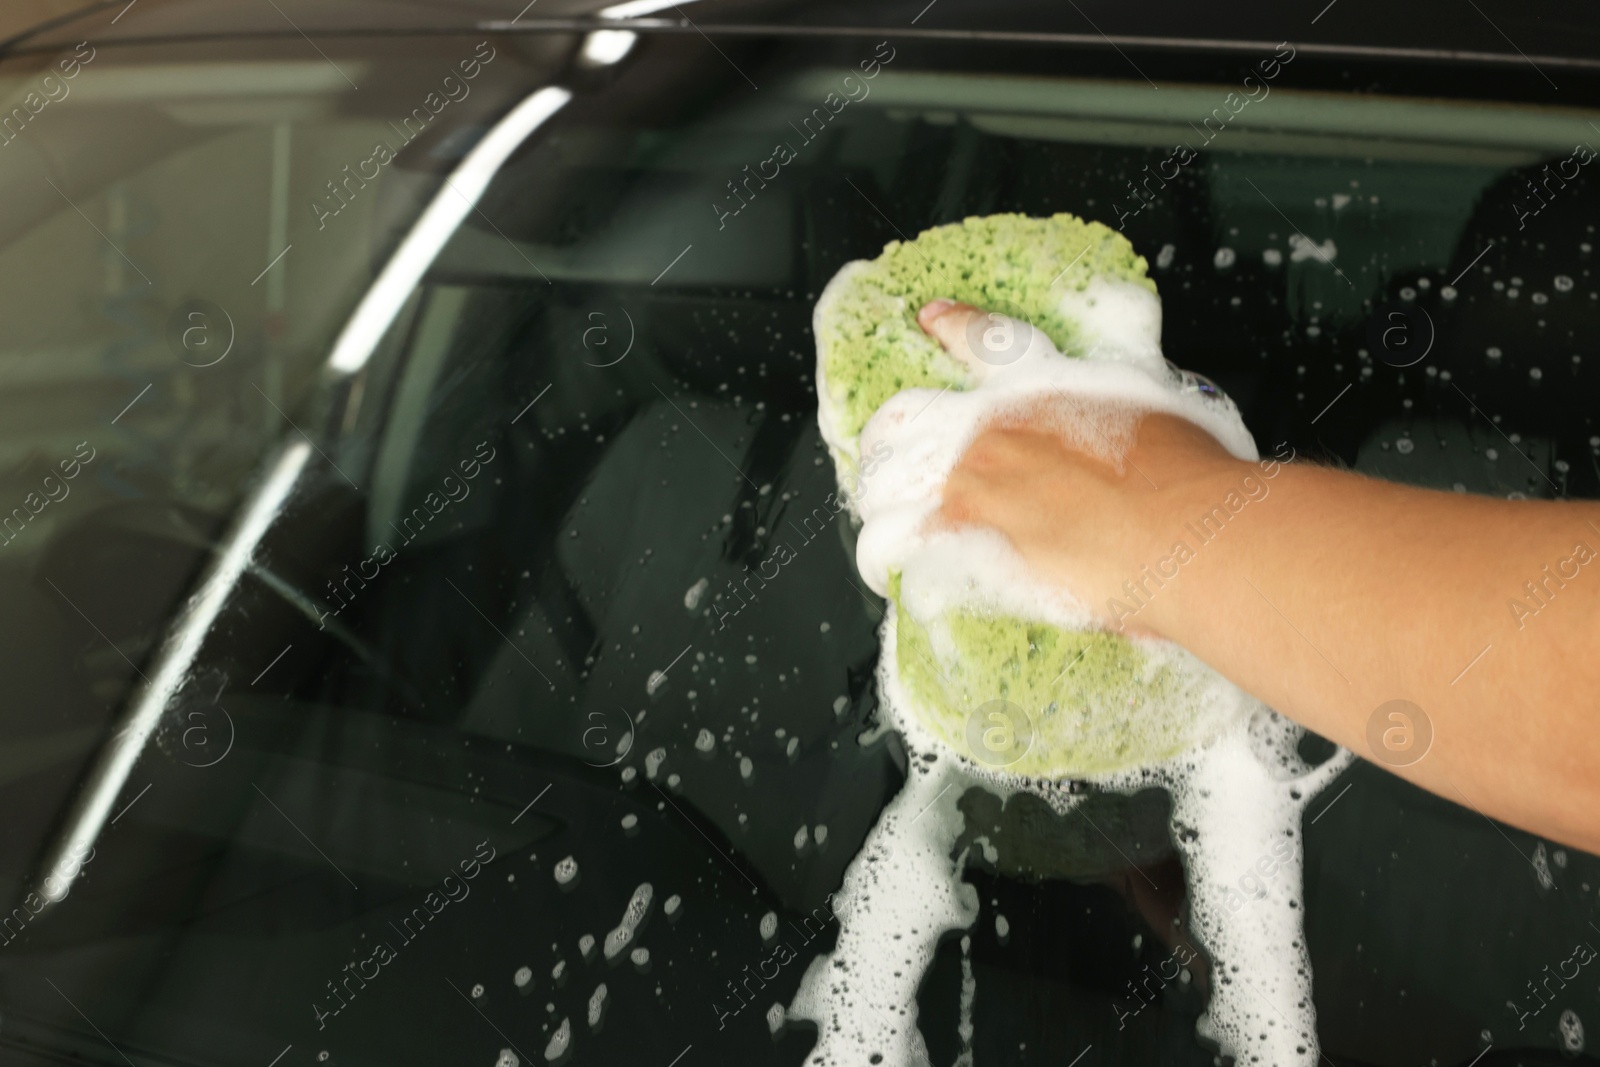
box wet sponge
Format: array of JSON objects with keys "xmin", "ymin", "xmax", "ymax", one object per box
[
  {"xmin": 814, "ymin": 212, "xmax": 1153, "ymax": 460},
  {"xmin": 817, "ymin": 214, "xmax": 1244, "ymax": 777}
]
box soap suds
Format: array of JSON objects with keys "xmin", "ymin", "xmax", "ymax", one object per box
[
  {"xmin": 798, "ymin": 219, "xmax": 1352, "ymax": 1067},
  {"xmin": 840, "ymin": 273, "xmax": 1259, "ymax": 778}
]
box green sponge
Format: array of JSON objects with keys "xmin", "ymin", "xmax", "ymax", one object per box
[
  {"xmin": 820, "ymin": 214, "xmax": 1234, "ymax": 777},
  {"xmin": 890, "ymin": 575, "xmax": 1220, "ymax": 777},
  {"xmin": 816, "ymin": 212, "xmax": 1153, "ymax": 448}
]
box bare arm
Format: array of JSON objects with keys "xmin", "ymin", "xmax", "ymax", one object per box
[{"xmin": 919, "ymin": 300, "xmax": 1600, "ymax": 854}]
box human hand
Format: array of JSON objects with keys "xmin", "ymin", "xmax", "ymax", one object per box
[{"xmin": 854, "ymin": 299, "xmax": 1248, "ymax": 635}]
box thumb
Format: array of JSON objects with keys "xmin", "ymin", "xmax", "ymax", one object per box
[{"xmin": 917, "ymin": 299, "xmax": 1057, "ymax": 379}]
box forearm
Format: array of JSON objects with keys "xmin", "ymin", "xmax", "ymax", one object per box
[
  {"xmin": 914, "ymin": 298, "xmax": 1599, "ymax": 850},
  {"xmin": 1128, "ymin": 456, "xmax": 1600, "ymax": 852}
]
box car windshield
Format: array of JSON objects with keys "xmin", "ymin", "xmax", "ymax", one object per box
[{"xmin": 2, "ymin": 13, "xmax": 1597, "ymax": 1067}]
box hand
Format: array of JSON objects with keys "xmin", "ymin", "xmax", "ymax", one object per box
[{"xmin": 913, "ymin": 299, "xmax": 1246, "ymax": 634}]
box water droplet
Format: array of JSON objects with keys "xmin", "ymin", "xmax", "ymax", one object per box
[
  {"xmin": 683, "ymin": 578, "xmax": 708, "ymax": 610},
  {"xmin": 604, "ymin": 883, "xmax": 654, "ymax": 960},
  {"xmin": 1560, "ymin": 1008, "xmax": 1585, "ymax": 1055},
  {"xmin": 543, "ymin": 1017, "xmax": 571, "ymax": 1062}
]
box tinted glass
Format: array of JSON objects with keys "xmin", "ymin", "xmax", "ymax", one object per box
[{"xmin": 3, "ymin": 22, "xmax": 1598, "ymax": 1067}]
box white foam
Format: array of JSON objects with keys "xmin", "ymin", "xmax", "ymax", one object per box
[
  {"xmin": 797, "ymin": 261, "xmax": 1352, "ymax": 1066},
  {"xmin": 787, "ymin": 736, "xmax": 976, "ymax": 1066}
]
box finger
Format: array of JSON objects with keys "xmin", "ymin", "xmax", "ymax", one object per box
[{"xmin": 917, "ymin": 299, "xmax": 1056, "ymax": 378}]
